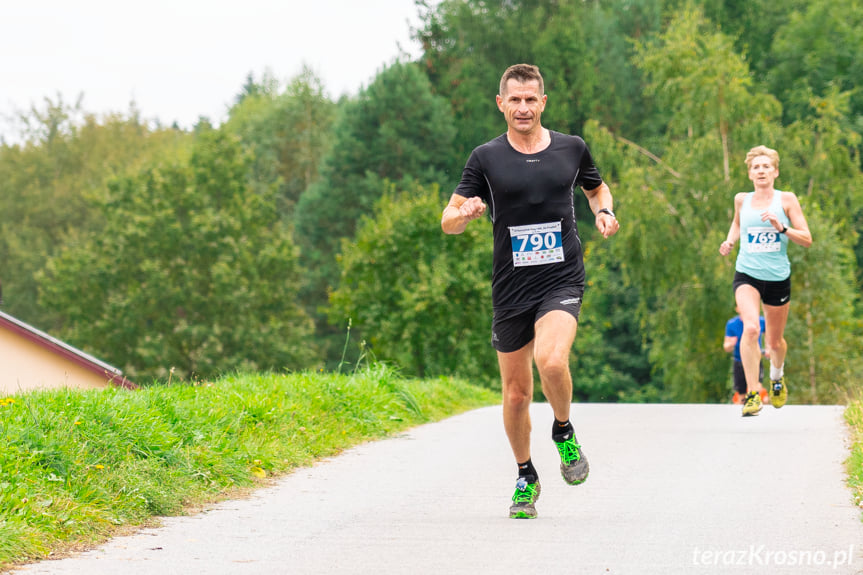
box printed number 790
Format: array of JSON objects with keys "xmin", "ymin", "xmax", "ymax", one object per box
[{"xmin": 516, "ymin": 232, "xmax": 557, "ymax": 252}]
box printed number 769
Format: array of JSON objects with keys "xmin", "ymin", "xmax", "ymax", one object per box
[{"xmin": 751, "ymin": 231, "xmax": 777, "ymax": 243}]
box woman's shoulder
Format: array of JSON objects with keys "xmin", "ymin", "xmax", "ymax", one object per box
[{"xmin": 778, "ymin": 190, "xmax": 802, "ymax": 207}]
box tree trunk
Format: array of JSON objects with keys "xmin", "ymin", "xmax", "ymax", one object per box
[{"xmin": 718, "ymin": 84, "xmax": 730, "ymax": 182}]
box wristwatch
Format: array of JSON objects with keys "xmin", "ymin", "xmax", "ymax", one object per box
[
  {"xmin": 780, "ymin": 225, "xmax": 788, "ymax": 234},
  {"xmin": 597, "ymin": 208, "xmax": 616, "ymax": 218}
]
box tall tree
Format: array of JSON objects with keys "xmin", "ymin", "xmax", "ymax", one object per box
[
  {"xmin": 329, "ymin": 180, "xmax": 497, "ymax": 383},
  {"xmin": 766, "ymin": 0, "xmax": 863, "ymax": 137},
  {"xmin": 0, "ymin": 99, "xmax": 186, "ymax": 328},
  {"xmin": 633, "ymin": 3, "xmax": 775, "ymax": 181},
  {"xmin": 225, "ymin": 67, "xmax": 336, "ymax": 215},
  {"xmin": 38, "ymin": 127, "xmax": 316, "ymax": 380},
  {"xmin": 416, "ymin": 0, "xmax": 662, "ymax": 157},
  {"xmin": 293, "ymin": 60, "xmax": 456, "ymax": 362},
  {"xmin": 688, "ymin": 0, "xmax": 809, "ymax": 79}
]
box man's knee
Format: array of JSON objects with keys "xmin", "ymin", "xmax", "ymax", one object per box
[
  {"xmin": 503, "ymin": 382, "xmax": 532, "ymax": 409},
  {"xmin": 535, "ymin": 352, "xmax": 570, "ymax": 381}
]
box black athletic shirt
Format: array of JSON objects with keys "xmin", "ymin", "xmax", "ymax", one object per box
[{"xmin": 454, "ymin": 131, "xmax": 603, "ymax": 311}]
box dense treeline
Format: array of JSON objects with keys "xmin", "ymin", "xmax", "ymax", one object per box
[{"xmin": 1, "ymin": 0, "xmax": 860, "ymax": 402}]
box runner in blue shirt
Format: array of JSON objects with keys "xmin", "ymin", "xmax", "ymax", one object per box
[{"xmin": 723, "ymin": 311, "xmax": 767, "ymax": 404}]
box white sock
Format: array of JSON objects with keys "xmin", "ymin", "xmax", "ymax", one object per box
[{"xmin": 770, "ymin": 363, "xmax": 784, "ymax": 381}]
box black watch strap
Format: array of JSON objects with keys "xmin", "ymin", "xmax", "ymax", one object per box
[{"xmin": 597, "ymin": 208, "xmax": 615, "ymax": 218}]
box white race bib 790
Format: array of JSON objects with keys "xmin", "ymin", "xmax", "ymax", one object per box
[{"xmin": 509, "ymin": 222, "xmax": 564, "ymax": 267}]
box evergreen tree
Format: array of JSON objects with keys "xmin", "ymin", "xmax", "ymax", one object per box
[
  {"xmin": 225, "ymin": 67, "xmax": 336, "ymax": 215},
  {"xmin": 417, "ymin": 0, "xmax": 661, "ymax": 156},
  {"xmin": 293, "ymin": 60, "xmax": 456, "ymax": 363},
  {"xmin": 766, "ymin": 0, "xmax": 863, "ymax": 137}
]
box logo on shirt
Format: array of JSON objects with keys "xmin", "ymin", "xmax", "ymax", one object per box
[
  {"xmin": 560, "ymin": 298, "xmax": 581, "ymax": 306},
  {"xmin": 525, "ymin": 159, "xmax": 541, "ymax": 164}
]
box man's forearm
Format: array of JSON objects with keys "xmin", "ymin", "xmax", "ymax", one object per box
[{"xmin": 441, "ymin": 205, "xmax": 470, "ymax": 234}]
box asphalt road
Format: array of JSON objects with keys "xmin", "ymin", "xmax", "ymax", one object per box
[{"xmin": 12, "ymin": 403, "xmax": 863, "ymax": 575}]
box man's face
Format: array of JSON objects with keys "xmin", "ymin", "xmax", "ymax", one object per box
[{"xmin": 496, "ymin": 79, "xmax": 546, "ymax": 134}]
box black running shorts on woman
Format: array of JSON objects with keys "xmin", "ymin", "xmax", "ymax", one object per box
[
  {"xmin": 733, "ymin": 271, "xmax": 791, "ymax": 306},
  {"xmin": 454, "ymin": 131, "xmax": 603, "ymax": 349}
]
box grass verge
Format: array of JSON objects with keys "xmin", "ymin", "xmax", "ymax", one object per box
[
  {"xmin": 844, "ymin": 397, "xmax": 863, "ymax": 518},
  {"xmin": 0, "ymin": 365, "xmax": 497, "ymax": 569}
]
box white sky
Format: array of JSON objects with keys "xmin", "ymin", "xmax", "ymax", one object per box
[{"xmin": 0, "ymin": 0, "xmax": 432, "ymax": 142}]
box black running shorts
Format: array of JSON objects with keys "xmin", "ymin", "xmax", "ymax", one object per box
[
  {"xmin": 733, "ymin": 271, "xmax": 791, "ymax": 307},
  {"xmin": 491, "ymin": 286, "xmax": 585, "ymax": 353}
]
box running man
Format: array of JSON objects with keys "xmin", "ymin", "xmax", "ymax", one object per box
[
  {"xmin": 723, "ymin": 309, "xmax": 767, "ymax": 404},
  {"xmin": 719, "ymin": 145, "xmax": 812, "ymax": 416},
  {"xmin": 441, "ymin": 64, "xmax": 619, "ymax": 518}
]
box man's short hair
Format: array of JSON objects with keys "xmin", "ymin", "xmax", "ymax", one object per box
[
  {"xmin": 745, "ymin": 145, "xmax": 780, "ymax": 169},
  {"xmin": 499, "ymin": 64, "xmax": 544, "ymax": 96}
]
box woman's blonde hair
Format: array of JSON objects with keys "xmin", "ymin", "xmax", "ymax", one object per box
[{"xmin": 745, "ymin": 145, "xmax": 779, "ymax": 169}]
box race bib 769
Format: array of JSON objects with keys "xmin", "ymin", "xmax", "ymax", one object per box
[{"xmin": 746, "ymin": 226, "xmax": 781, "ymax": 253}]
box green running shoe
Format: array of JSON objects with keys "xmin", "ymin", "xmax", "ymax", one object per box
[
  {"xmin": 554, "ymin": 432, "xmax": 589, "ymax": 485},
  {"xmin": 742, "ymin": 391, "xmax": 762, "ymax": 416},
  {"xmin": 509, "ymin": 477, "xmax": 541, "ymax": 519},
  {"xmin": 770, "ymin": 376, "xmax": 788, "ymax": 408}
]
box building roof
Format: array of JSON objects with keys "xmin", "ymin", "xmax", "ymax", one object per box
[{"xmin": 0, "ymin": 310, "xmax": 135, "ymax": 389}]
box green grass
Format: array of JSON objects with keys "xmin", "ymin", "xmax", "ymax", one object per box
[
  {"xmin": 3, "ymin": 368, "xmax": 859, "ymax": 568},
  {"xmin": 844, "ymin": 398, "xmax": 863, "ymax": 517},
  {"xmin": 0, "ymin": 365, "xmax": 497, "ymax": 568}
]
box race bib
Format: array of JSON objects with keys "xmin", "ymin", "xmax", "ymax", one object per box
[
  {"xmin": 746, "ymin": 226, "xmax": 781, "ymax": 253},
  {"xmin": 510, "ymin": 222, "xmax": 564, "ymax": 267}
]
